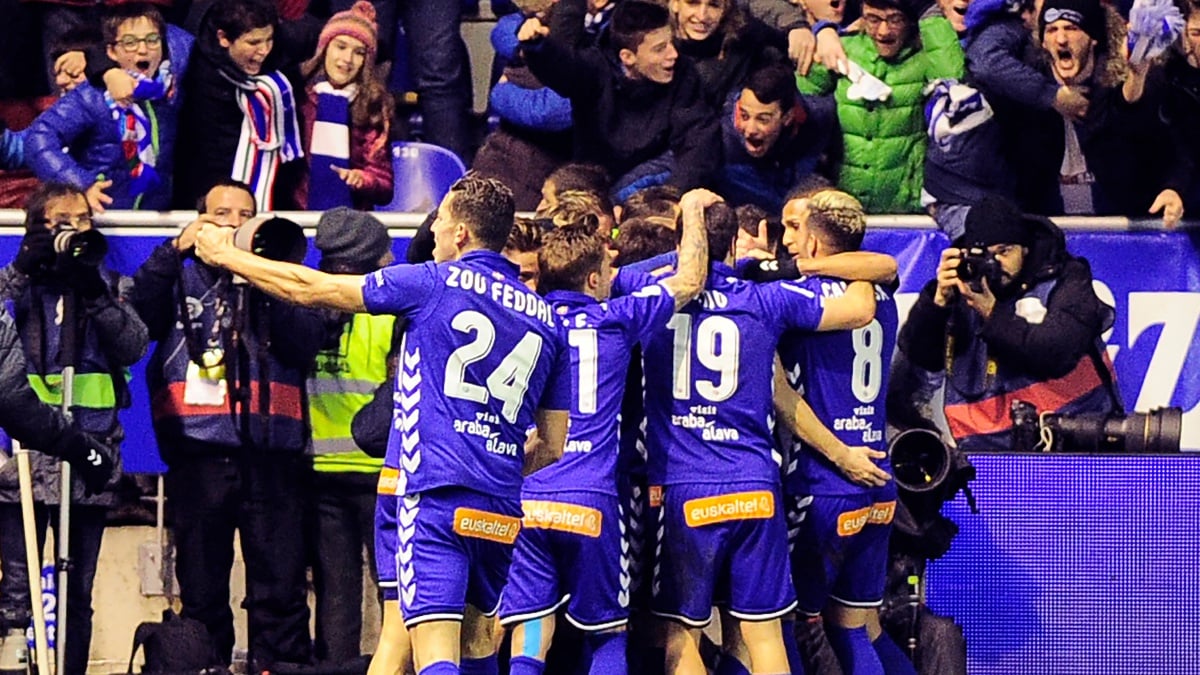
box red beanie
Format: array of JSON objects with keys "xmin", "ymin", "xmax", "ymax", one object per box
[{"xmin": 317, "ymin": 1, "xmax": 378, "ymax": 60}]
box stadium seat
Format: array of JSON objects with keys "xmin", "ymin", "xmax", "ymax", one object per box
[{"xmin": 380, "ymin": 141, "xmax": 467, "ymax": 213}]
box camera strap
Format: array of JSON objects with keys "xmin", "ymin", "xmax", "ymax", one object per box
[
  {"xmin": 254, "ymin": 294, "xmax": 273, "ymax": 450},
  {"xmin": 943, "ymin": 318, "xmax": 996, "ymax": 400},
  {"xmin": 174, "ymin": 259, "xmax": 230, "ymax": 369},
  {"xmin": 1087, "ymin": 344, "xmax": 1125, "ymax": 416}
]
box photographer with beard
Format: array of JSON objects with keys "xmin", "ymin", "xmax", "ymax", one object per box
[
  {"xmin": 0, "ymin": 181, "xmax": 141, "ymax": 674},
  {"xmin": 129, "ymin": 179, "xmax": 327, "ymax": 671},
  {"xmin": 896, "ymin": 194, "xmax": 1118, "ymax": 452}
]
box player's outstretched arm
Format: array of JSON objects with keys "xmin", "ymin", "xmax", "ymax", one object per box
[
  {"xmin": 799, "ymin": 251, "xmax": 898, "ymax": 284},
  {"xmin": 195, "ymin": 223, "xmax": 367, "ymax": 314},
  {"xmin": 661, "ymin": 189, "xmax": 714, "ymax": 310},
  {"xmin": 816, "ymin": 280, "xmax": 876, "ymax": 331},
  {"xmin": 772, "ymin": 361, "xmax": 891, "ymax": 487}
]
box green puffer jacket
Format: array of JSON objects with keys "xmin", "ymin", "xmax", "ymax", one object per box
[{"xmin": 798, "ymin": 18, "xmax": 964, "ymax": 213}]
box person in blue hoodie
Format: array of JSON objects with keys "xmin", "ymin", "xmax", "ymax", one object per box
[{"xmin": 25, "ymin": 3, "xmax": 187, "ymax": 212}]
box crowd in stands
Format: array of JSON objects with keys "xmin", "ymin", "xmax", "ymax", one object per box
[
  {"xmin": 0, "ymin": 0, "xmax": 1194, "ymax": 224},
  {"xmin": 0, "ymin": 0, "xmax": 1190, "ymax": 672}
]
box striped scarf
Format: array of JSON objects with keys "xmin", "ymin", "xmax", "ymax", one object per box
[
  {"xmin": 306, "ymin": 81, "xmax": 357, "ymax": 210},
  {"xmin": 231, "ymin": 71, "xmax": 304, "ymax": 210},
  {"xmin": 105, "ymin": 61, "xmax": 174, "ymax": 207}
]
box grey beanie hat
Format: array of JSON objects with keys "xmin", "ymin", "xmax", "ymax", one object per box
[{"xmin": 315, "ymin": 207, "xmax": 390, "ymax": 270}]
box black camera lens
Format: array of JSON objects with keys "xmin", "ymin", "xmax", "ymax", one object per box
[
  {"xmin": 52, "ymin": 226, "xmax": 107, "ymax": 268},
  {"xmin": 1013, "ymin": 403, "xmax": 1183, "ymax": 453},
  {"xmin": 890, "ymin": 429, "xmax": 951, "ymax": 493}
]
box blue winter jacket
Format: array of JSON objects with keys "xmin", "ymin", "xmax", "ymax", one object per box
[
  {"xmin": 25, "ymin": 26, "xmax": 192, "ymax": 210},
  {"xmin": 963, "ymin": 0, "xmax": 1058, "ymax": 111},
  {"xmin": 0, "ymin": 128, "xmax": 21, "ymax": 170}
]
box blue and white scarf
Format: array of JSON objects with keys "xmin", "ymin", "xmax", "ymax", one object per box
[
  {"xmin": 105, "ymin": 61, "xmax": 174, "ymax": 206},
  {"xmin": 230, "ymin": 71, "xmax": 304, "ymax": 211},
  {"xmin": 307, "ymin": 81, "xmax": 357, "ymax": 210}
]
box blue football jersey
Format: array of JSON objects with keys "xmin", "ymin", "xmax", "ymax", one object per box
[
  {"xmin": 778, "ymin": 277, "xmax": 898, "ymax": 496},
  {"xmin": 362, "ymin": 250, "xmax": 571, "ymax": 500},
  {"xmin": 641, "ymin": 262, "xmax": 825, "ymax": 487},
  {"xmin": 524, "ymin": 285, "xmax": 677, "ymax": 494}
]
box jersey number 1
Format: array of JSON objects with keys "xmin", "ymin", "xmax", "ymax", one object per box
[{"xmin": 443, "ymin": 310, "xmax": 544, "ymax": 424}]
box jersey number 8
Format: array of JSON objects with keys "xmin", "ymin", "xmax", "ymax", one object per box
[{"xmin": 851, "ymin": 319, "xmax": 883, "ymax": 404}]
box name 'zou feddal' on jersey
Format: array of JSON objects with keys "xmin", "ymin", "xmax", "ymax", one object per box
[{"xmin": 444, "ymin": 264, "xmax": 556, "ymax": 327}]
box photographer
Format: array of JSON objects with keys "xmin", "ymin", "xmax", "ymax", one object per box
[
  {"xmin": 129, "ymin": 179, "xmax": 327, "ymax": 671},
  {"xmin": 0, "ymin": 182, "xmax": 144, "ymax": 674},
  {"xmin": 897, "ymin": 194, "xmax": 1117, "ymax": 452}
]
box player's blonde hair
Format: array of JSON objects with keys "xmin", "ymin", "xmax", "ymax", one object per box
[{"xmin": 806, "ymin": 189, "xmax": 866, "ymax": 253}]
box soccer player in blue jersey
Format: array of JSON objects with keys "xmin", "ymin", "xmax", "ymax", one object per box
[
  {"xmin": 498, "ymin": 188, "xmax": 716, "ymax": 675},
  {"xmin": 632, "ymin": 198, "xmax": 878, "ymax": 675},
  {"xmin": 194, "ymin": 175, "xmax": 572, "ymax": 675},
  {"xmin": 773, "ymin": 189, "xmax": 914, "ymax": 675}
]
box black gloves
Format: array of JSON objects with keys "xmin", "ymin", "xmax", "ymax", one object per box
[
  {"xmin": 13, "ymin": 229, "xmax": 55, "ymax": 277},
  {"xmin": 53, "ymin": 429, "xmax": 118, "ymax": 495},
  {"xmin": 64, "ymin": 263, "xmax": 107, "ymax": 300}
]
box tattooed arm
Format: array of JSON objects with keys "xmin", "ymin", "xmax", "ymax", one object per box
[{"xmin": 661, "ymin": 189, "xmax": 714, "ymax": 310}]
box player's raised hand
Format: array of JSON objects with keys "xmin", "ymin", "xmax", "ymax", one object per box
[
  {"xmin": 831, "ymin": 444, "xmax": 891, "ymax": 487},
  {"xmin": 195, "ymin": 223, "xmax": 236, "ymax": 266},
  {"xmin": 680, "ymin": 188, "xmax": 724, "ymax": 212},
  {"xmin": 735, "ymin": 218, "xmax": 772, "ymax": 261}
]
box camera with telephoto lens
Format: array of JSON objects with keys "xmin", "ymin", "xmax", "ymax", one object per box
[
  {"xmin": 232, "ymin": 215, "xmax": 307, "ymax": 264},
  {"xmin": 1009, "ymin": 400, "xmax": 1183, "ymax": 453},
  {"xmin": 955, "ymin": 247, "xmax": 1002, "ymax": 293},
  {"xmin": 51, "ymin": 222, "xmax": 107, "ymax": 269}
]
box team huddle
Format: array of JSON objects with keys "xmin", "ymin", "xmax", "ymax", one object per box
[{"xmin": 193, "ymin": 175, "xmax": 907, "ymax": 675}]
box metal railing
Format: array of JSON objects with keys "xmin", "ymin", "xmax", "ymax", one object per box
[{"xmin": 0, "ymin": 209, "xmax": 1179, "ymax": 234}]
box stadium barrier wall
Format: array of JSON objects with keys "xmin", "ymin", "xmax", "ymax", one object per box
[{"xmin": 0, "ymin": 211, "xmax": 1195, "ymax": 672}]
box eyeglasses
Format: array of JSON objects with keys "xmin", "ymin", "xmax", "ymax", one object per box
[
  {"xmin": 112, "ymin": 33, "xmax": 162, "ymax": 52},
  {"xmin": 44, "ymin": 216, "xmax": 93, "ymax": 230},
  {"xmin": 862, "ymin": 12, "xmax": 908, "ymax": 28}
]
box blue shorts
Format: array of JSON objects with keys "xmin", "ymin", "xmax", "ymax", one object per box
[
  {"xmin": 620, "ymin": 474, "xmax": 656, "ymax": 612},
  {"xmin": 652, "ymin": 482, "xmax": 796, "ymax": 626},
  {"xmin": 788, "ymin": 483, "xmax": 897, "ymax": 615},
  {"xmin": 397, "ymin": 487, "xmax": 522, "ymax": 626},
  {"xmin": 375, "ymin": 468, "xmax": 400, "ymax": 601},
  {"xmin": 499, "ymin": 491, "xmax": 630, "ymax": 631}
]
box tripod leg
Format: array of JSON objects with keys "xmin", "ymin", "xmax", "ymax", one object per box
[{"xmin": 15, "ymin": 444, "xmax": 52, "ymax": 674}]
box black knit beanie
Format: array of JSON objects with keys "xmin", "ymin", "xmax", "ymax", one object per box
[
  {"xmin": 958, "ymin": 194, "xmax": 1034, "ymax": 248},
  {"xmin": 315, "ymin": 207, "xmax": 390, "ymax": 272},
  {"xmin": 1039, "ymin": 0, "xmax": 1105, "ymax": 43}
]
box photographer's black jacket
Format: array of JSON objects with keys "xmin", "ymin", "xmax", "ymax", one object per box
[
  {"xmin": 0, "ymin": 306, "xmax": 90, "ymax": 477},
  {"xmin": 0, "ymin": 264, "xmax": 147, "ymax": 504},
  {"xmin": 131, "ymin": 240, "xmax": 327, "ymax": 461},
  {"xmin": 898, "ymin": 218, "xmax": 1117, "ymax": 451}
]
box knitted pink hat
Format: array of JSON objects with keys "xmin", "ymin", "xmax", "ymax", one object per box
[{"xmin": 318, "ymin": 1, "xmax": 378, "ymax": 59}]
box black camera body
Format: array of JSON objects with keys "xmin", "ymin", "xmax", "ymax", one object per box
[
  {"xmin": 955, "ymin": 247, "xmax": 1002, "ymax": 293},
  {"xmin": 51, "ymin": 223, "xmax": 107, "ymax": 269},
  {"xmin": 1009, "ymin": 400, "xmax": 1183, "ymax": 453}
]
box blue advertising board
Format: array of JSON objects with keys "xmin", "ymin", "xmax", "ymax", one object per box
[{"xmin": 0, "ymin": 226, "xmax": 1197, "ymax": 469}]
